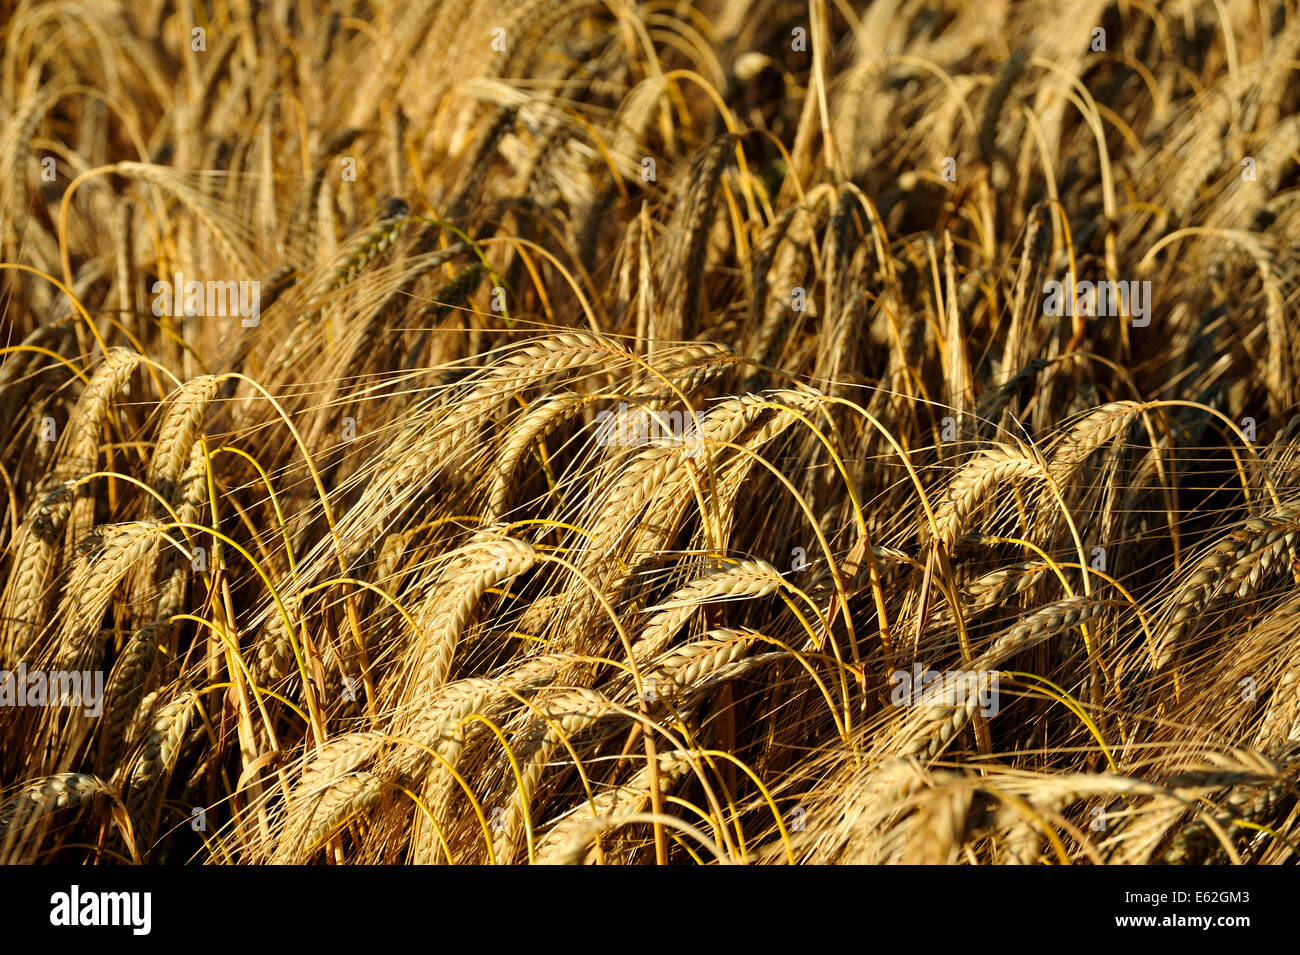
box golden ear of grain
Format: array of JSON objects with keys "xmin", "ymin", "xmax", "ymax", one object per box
[
  {"xmin": 299, "ymin": 199, "xmax": 411, "ymax": 321},
  {"xmin": 0, "ymin": 481, "xmax": 77, "ymax": 661},
  {"xmin": 631, "ymin": 563, "xmax": 779, "ymax": 664},
  {"xmin": 56, "ymin": 522, "xmax": 166, "ymax": 670},
  {"xmin": 122, "ymin": 688, "xmax": 198, "ymax": 837},
  {"xmin": 99, "ymin": 621, "xmax": 169, "ymax": 777},
  {"xmin": 148, "ymin": 375, "xmax": 222, "ymax": 502},
  {"xmin": 294, "ymin": 733, "xmax": 386, "ymax": 802},
  {"xmin": 53, "ymin": 349, "xmax": 145, "ymax": 542},
  {"xmin": 975, "ymin": 596, "xmax": 1103, "ymax": 668},
  {"xmin": 398, "ymin": 536, "xmax": 538, "ymax": 696},
  {"xmin": 275, "ymin": 771, "xmax": 384, "ymax": 864},
  {"xmin": 649, "ymin": 629, "xmax": 759, "ymax": 694},
  {"xmin": 490, "ymin": 686, "xmax": 616, "ymax": 865},
  {"xmin": 0, "ymin": 773, "xmax": 105, "ymax": 863},
  {"xmin": 1047, "ymin": 401, "xmax": 1147, "ymax": 485},
  {"xmin": 1162, "ymin": 774, "xmax": 1291, "ymax": 864},
  {"xmin": 1152, "ymin": 508, "xmax": 1300, "ymax": 669},
  {"xmin": 932, "ymin": 448, "xmax": 1044, "ymax": 546},
  {"xmin": 533, "ymin": 751, "xmax": 694, "ymax": 865},
  {"xmin": 486, "ymin": 393, "xmax": 584, "ymax": 520}
]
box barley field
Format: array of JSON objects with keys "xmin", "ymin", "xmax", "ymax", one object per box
[{"xmin": 1, "ymin": 0, "xmax": 1299, "ymax": 865}]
